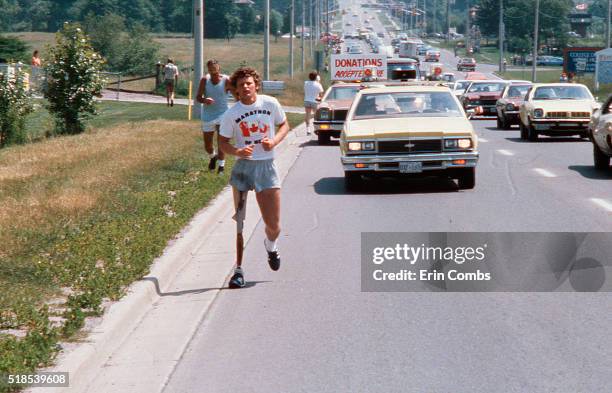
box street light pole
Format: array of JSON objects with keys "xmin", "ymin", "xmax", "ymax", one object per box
[
  {"xmin": 301, "ymin": 0, "xmax": 305, "ymax": 72},
  {"xmin": 499, "ymin": 0, "xmax": 504, "ymax": 73},
  {"xmin": 193, "ymin": 0, "xmax": 203, "ymax": 120},
  {"xmin": 532, "ymin": 0, "xmax": 539, "ymax": 82},
  {"xmin": 607, "ymin": 0, "xmax": 611, "ymax": 48},
  {"xmin": 465, "ymin": 0, "xmax": 470, "ymax": 52},
  {"xmin": 264, "ymin": 0, "xmax": 270, "ymax": 81},
  {"xmin": 290, "ymin": 0, "xmax": 294, "ymax": 78},
  {"xmin": 432, "ymin": 0, "xmax": 436, "ymax": 35},
  {"xmin": 446, "ymin": 0, "xmax": 450, "ymax": 42},
  {"xmin": 309, "ymin": 0, "xmax": 314, "ymax": 58}
]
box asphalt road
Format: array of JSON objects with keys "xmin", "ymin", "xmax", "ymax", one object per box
[{"xmin": 162, "ymin": 3, "xmax": 612, "ymax": 392}]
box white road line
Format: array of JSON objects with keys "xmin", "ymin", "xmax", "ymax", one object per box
[
  {"xmin": 497, "ymin": 149, "xmax": 514, "ymax": 156},
  {"xmin": 533, "ymin": 168, "xmax": 557, "ymax": 178},
  {"xmin": 590, "ymin": 198, "xmax": 612, "ymax": 213}
]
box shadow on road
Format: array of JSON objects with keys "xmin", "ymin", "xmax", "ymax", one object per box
[
  {"xmin": 141, "ymin": 277, "xmax": 270, "ymax": 295},
  {"xmin": 313, "ymin": 176, "xmax": 460, "ymax": 195},
  {"xmin": 504, "ymin": 137, "xmax": 588, "ymax": 144},
  {"xmin": 568, "ymin": 165, "xmax": 612, "ymax": 180},
  {"xmin": 299, "ymin": 139, "xmax": 340, "ymax": 148}
]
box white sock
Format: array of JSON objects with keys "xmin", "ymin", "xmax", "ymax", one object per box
[
  {"xmin": 235, "ymin": 266, "xmax": 243, "ymax": 274},
  {"xmin": 218, "ymin": 159, "xmax": 225, "ymax": 167},
  {"xmin": 264, "ymin": 237, "xmax": 278, "ymax": 252}
]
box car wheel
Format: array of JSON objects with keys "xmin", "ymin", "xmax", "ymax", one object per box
[
  {"xmin": 578, "ymin": 131, "xmax": 588, "ymax": 139},
  {"xmin": 519, "ymin": 121, "xmax": 528, "ymax": 140},
  {"xmin": 502, "ymin": 116, "xmax": 512, "ymax": 130},
  {"xmin": 344, "ymin": 171, "xmax": 362, "ymax": 191},
  {"xmin": 593, "ymin": 143, "xmax": 611, "ymax": 170},
  {"xmin": 496, "ymin": 115, "xmax": 503, "ymax": 129},
  {"xmin": 457, "ymin": 168, "xmax": 476, "ymax": 190},
  {"xmin": 317, "ymin": 133, "xmax": 330, "ymax": 145},
  {"xmin": 527, "ymin": 122, "xmax": 538, "ymax": 141}
]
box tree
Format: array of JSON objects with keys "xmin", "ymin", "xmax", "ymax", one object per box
[
  {"xmin": 114, "ymin": 24, "xmax": 161, "ymax": 75},
  {"xmin": 205, "ymin": 0, "xmax": 238, "ymax": 38},
  {"xmin": 0, "ymin": 35, "xmax": 29, "ymax": 63},
  {"xmin": 45, "ymin": 23, "xmax": 105, "ymax": 135},
  {"xmin": 238, "ymin": 6, "xmax": 257, "ymax": 34},
  {"xmin": 0, "ymin": 69, "xmax": 33, "ymax": 147},
  {"xmin": 161, "ymin": 0, "xmax": 191, "ymax": 33}
]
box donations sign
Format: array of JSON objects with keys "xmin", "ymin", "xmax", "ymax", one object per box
[{"xmin": 331, "ymin": 54, "xmax": 387, "ymax": 81}]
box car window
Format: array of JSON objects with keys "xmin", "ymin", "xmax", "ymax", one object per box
[
  {"xmin": 506, "ymin": 85, "xmax": 530, "ymax": 98},
  {"xmin": 467, "ymin": 82, "xmax": 506, "ymax": 93},
  {"xmin": 326, "ymin": 86, "xmax": 360, "ymax": 101},
  {"xmin": 533, "ymin": 86, "xmax": 592, "ymax": 100},
  {"xmin": 455, "ymin": 81, "xmax": 471, "ymax": 90},
  {"xmin": 353, "ymin": 92, "xmax": 463, "ymax": 119}
]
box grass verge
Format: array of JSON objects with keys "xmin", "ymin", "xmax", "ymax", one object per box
[{"xmin": 0, "ymin": 101, "xmax": 304, "ymax": 392}]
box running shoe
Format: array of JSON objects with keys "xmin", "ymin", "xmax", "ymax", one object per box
[
  {"xmin": 228, "ymin": 269, "xmax": 245, "ymax": 288},
  {"xmin": 266, "ymin": 247, "xmax": 281, "ymax": 271},
  {"xmin": 208, "ymin": 155, "xmax": 218, "ymax": 171},
  {"xmin": 217, "ymin": 165, "xmax": 225, "ymax": 174}
]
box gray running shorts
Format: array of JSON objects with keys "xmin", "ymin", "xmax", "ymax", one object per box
[{"xmin": 230, "ymin": 159, "xmax": 280, "ymax": 193}]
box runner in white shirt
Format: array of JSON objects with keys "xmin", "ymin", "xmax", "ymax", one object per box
[
  {"xmin": 163, "ymin": 58, "xmax": 179, "ymax": 107},
  {"xmin": 303, "ymin": 71, "xmax": 324, "ymax": 135},
  {"xmin": 219, "ymin": 67, "xmax": 290, "ymax": 288}
]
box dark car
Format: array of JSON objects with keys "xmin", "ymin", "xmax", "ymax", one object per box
[
  {"xmin": 461, "ymin": 81, "xmax": 508, "ymax": 117},
  {"xmin": 457, "ymin": 57, "xmax": 476, "ymax": 72},
  {"xmin": 314, "ymin": 83, "xmax": 361, "ymax": 145},
  {"xmin": 495, "ymin": 82, "xmax": 532, "ymax": 129}
]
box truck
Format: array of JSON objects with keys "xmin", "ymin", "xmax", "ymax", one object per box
[{"xmin": 399, "ymin": 41, "xmax": 419, "ymax": 60}]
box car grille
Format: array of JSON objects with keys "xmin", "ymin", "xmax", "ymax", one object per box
[
  {"xmin": 378, "ymin": 139, "xmax": 442, "ymax": 154},
  {"xmin": 546, "ymin": 111, "xmax": 590, "ymax": 119},
  {"xmin": 481, "ymin": 99, "xmax": 497, "ymax": 106},
  {"xmin": 333, "ymin": 110, "xmax": 348, "ymax": 121}
]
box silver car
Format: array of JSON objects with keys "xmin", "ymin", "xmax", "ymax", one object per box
[{"xmin": 589, "ymin": 94, "xmax": 612, "ymax": 170}]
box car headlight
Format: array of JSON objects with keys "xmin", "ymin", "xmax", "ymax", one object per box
[
  {"xmin": 505, "ymin": 103, "xmax": 515, "ymax": 111},
  {"xmin": 444, "ymin": 138, "xmax": 472, "ymax": 149},
  {"xmin": 318, "ymin": 108, "xmax": 331, "ymax": 120},
  {"xmin": 347, "ymin": 141, "xmax": 375, "ymax": 151},
  {"xmin": 534, "ymin": 108, "xmax": 544, "ymax": 118}
]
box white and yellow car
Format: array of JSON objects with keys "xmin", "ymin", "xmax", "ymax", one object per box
[
  {"xmin": 589, "ymin": 94, "xmax": 612, "ymax": 170},
  {"xmin": 340, "ymin": 84, "xmax": 479, "ymax": 190},
  {"xmin": 519, "ymin": 83, "xmax": 600, "ymax": 141}
]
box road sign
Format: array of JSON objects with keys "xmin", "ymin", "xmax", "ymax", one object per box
[
  {"xmin": 330, "ymin": 54, "xmax": 387, "ymax": 81},
  {"xmin": 563, "ymin": 47, "xmax": 603, "ymax": 74},
  {"xmin": 595, "ymin": 48, "xmax": 612, "ymax": 91}
]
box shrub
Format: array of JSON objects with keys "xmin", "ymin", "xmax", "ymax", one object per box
[
  {"xmin": 0, "ymin": 35, "xmax": 29, "ymax": 63},
  {"xmin": 0, "ymin": 69, "xmax": 33, "ymax": 147},
  {"xmin": 45, "ymin": 23, "xmax": 105, "ymax": 135}
]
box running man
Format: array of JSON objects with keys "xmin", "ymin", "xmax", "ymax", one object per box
[
  {"xmin": 303, "ymin": 71, "xmax": 324, "ymax": 135},
  {"xmin": 196, "ymin": 59, "xmax": 231, "ymax": 173},
  {"xmin": 219, "ymin": 66, "xmax": 290, "ymax": 288},
  {"xmin": 163, "ymin": 58, "xmax": 179, "ymax": 107}
]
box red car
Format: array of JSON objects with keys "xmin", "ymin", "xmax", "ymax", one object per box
[
  {"xmin": 495, "ymin": 82, "xmax": 532, "ymax": 129},
  {"xmin": 457, "ymin": 57, "xmax": 476, "ymax": 71},
  {"xmin": 461, "ymin": 81, "xmax": 508, "ymax": 117},
  {"xmin": 314, "ymin": 83, "xmax": 361, "ymax": 144}
]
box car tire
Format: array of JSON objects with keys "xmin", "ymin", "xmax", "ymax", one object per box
[
  {"xmin": 496, "ymin": 116, "xmax": 503, "ymax": 129},
  {"xmin": 527, "ymin": 122, "xmax": 538, "ymax": 141},
  {"xmin": 578, "ymin": 131, "xmax": 588, "ymax": 139},
  {"xmin": 502, "ymin": 116, "xmax": 512, "ymax": 130},
  {"xmin": 519, "ymin": 121, "xmax": 528, "ymax": 140},
  {"xmin": 317, "ymin": 133, "xmax": 330, "ymax": 145},
  {"xmin": 593, "ymin": 143, "xmax": 611, "ymax": 170},
  {"xmin": 344, "ymin": 171, "xmax": 362, "ymax": 191},
  {"xmin": 457, "ymin": 168, "xmax": 476, "ymax": 190}
]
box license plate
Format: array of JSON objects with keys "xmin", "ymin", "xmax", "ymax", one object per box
[
  {"xmin": 563, "ymin": 123, "xmax": 579, "ymax": 127},
  {"xmin": 399, "ymin": 162, "xmax": 423, "ymax": 173},
  {"xmin": 486, "ymin": 107, "xmax": 496, "ymax": 113}
]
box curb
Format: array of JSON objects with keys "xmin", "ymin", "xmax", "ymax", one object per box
[{"xmin": 27, "ymin": 122, "xmax": 309, "ymax": 393}]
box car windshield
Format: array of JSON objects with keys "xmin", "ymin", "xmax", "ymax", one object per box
[
  {"xmin": 533, "ymin": 86, "xmax": 592, "ymax": 100},
  {"xmin": 326, "ymin": 86, "xmax": 360, "ymax": 100},
  {"xmin": 467, "ymin": 82, "xmax": 506, "ymax": 93},
  {"xmin": 506, "ymin": 85, "xmax": 530, "ymax": 98},
  {"xmin": 455, "ymin": 81, "xmax": 471, "ymax": 90},
  {"xmin": 353, "ymin": 91, "xmax": 463, "ymax": 119}
]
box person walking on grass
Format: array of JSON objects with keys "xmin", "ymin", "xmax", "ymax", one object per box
[
  {"xmin": 196, "ymin": 59, "xmax": 231, "ymax": 173},
  {"xmin": 219, "ymin": 66, "xmax": 290, "ymax": 288},
  {"xmin": 303, "ymin": 71, "xmax": 324, "ymax": 135},
  {"xmin": 163, "ymin": 58, "xmax": 179, "ymax": 107}
]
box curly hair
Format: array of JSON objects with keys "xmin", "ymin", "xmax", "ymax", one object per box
[{"xmin": 230, "ymin": 66, "xmax": 261, "ymax": 90}]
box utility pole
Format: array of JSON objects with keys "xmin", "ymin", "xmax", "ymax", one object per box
[
  {"xmin": 309, "ymin": 0, "xmax": 314, "ymax": 58},
  {"xmin": 446, "ymin": 0, "xmax": 451, "ymax": 42},
  {"xmin": 465, "ymin": 0, "xmax": 470, "ymax": 52},
  {"xmin": 423, "ymin": 0, "xmax": 427, "ymax": 36},
  {"xmin": 264, "ymin": 0, "xmax": 270, "ymax": 80},
  {"xmin": 326, "ymin": 0, "xmax": 330, "ymax": 39},
  {"xmin": 301, "ymin": 0, "xmax": 305, "ymax": 72},
  {"xmin": 532, "ymin": 0, "xmax": 539, "ymax": 82},
  {"xmin": 193, "ymin": 0, "xmax": 203, "ymax": 119},
  {"xmin": 432, "ymin": 0, "xmax": 436, "ymax": 35},
  {"xmin": 499, "ymin": 0, "xmax": 504, "ymax": 73},
  {"xmin": 607, "ymin": 0, "xmax": 611, "ymax": 48},
  {"xmin": 290, "ymin": 0, "xmax": 294, "ymax": 78}
]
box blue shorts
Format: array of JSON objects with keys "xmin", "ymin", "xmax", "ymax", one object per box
[
  {"xmin": 230, "ymin": 159, "xmax": 281, "ymax": 193},
  {"xmin": 304, "ymin": 101, "xmax": 318, "ymax": 109}
]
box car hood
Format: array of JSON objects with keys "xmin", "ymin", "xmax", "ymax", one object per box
[
  {"xmin": 344, "ymin": 117, "xmax": 474, "ymax": 139},
  {"xmin": 465, "ymin": 92, "xmax": 503, "ymax": 100},
  {"xmin": 530, "ymin": 99, "xmax": 597, "ymax": 112},
  {"xmin": 500, "ymin": 97, "xmax": 525, "ymax": 105},
  {"xmin": 319, "ymin": 99, "xmax": 354, "ymax": 110}
]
